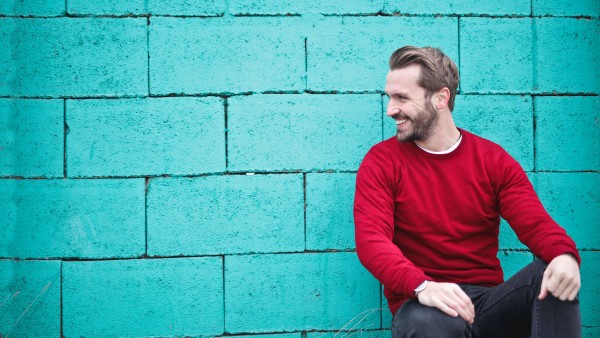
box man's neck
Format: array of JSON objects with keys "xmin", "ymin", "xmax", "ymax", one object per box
[{"xmin": 414, "ymin": 113, "xmax": 461, "ymax": 152}]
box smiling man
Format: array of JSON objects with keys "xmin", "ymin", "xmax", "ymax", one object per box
[{"xmin": 354, "ymin": 46, "xmax": 581, "ymax": 338}]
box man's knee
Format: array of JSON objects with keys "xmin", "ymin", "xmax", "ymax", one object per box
[{"xmin": 392, "ymin": 300, "xmax": 470, "ymax": 338}]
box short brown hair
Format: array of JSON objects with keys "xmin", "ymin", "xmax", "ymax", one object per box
[{"xmin": 389, "ymin": 46, "xmax": 459, "ymax": 111}]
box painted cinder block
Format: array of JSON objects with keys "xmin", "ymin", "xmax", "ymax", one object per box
[
  {"xmin": 580, "ymin": 251, "xmax": 599, "ymax": 327},
  {"xmin": 228, "ymin": 94, "xmax": 381, "ymax": 171},
  {"xmin": 63, "ymin": 257, "xmax": 224, "ymax": 336},
  {"xmin": 306, "ymin": 173, "xmax": 357, "ymax": 250},
  {"xmin": 382, "ymin": 0, "xmax": 530, "ymax": 15},
  {"xmin": 535, "ymin": 96, "xmax": 599, "ymax": 171},
  {"xmin": 535, "ymin": 18, "xmax": 599, "ymax": 93},
  {"xmin": 148, "ymin": 0, "xmax": 226, "ymax": 16},
  {"xmin": 67, "ymin": 0, "xmax": 147, "ymax": 15},
  {"xmin": 67, "ymin": 97, "xmax": 225, "ymax": 177},
  {"xmin": 499, "ymin": 218, "xmax": 528, "ymax": 250},
  {"xmin": 533, "ymin": 173, "xmax": 599, "ymax": 250},
  {"xmin": 497, "ymin": 250, "xmax": 533, "ymax": 280},
  {"xmin": 453, "ymin": 95, "xmax": 534, "ymax": 170},
  {"xmin": 382, "ymin": 287, "xmax": 392, "ymax": 326},
  {"xmin": 147, "ymin": 174, "xmax": 304, "ymax": 255},
  {"xmin": 0, "ymin": 18, "xmax": 147, "ymax": 97},
  {"xmin": 229, "ymin": 0, "xmax": 384, "ymax": 15},
  {"xmin": 532, "ymin": 0, "xmax": 600, "ymax": 17},
  {"xmin": 149, "ymin": 17, "xmax": 304, "ymax": 95},
  {"xmin": 583, "ymin": 326, "xmax": 600, "ymax": 338},
  {"xmin": 0, "ymin": 99, "xmax": 63, "ymax": 177},
  {"xmin": 460, "ymin": 18, "xmax": 532, "ymax": 93},
  {"xmin": 68, "ymin": 0, "xmax": 226, "ymax": 16},
  {"xmin": 0, "ymin": 0, "xmax": 64, "ymax": 16},
  {"xmin": 307, "ymin": 17, "xmax": 458, "ymax": 92},
  {"xmin": 225, "ymin": 253, "xmax": 380, "ymax": 332},
  {"xmin": 0, "ymin": 179, "xmax": 145, "ymax": 259},
  {"xmin": 219, "ymin": 334, "xmax": 301, "ymax": 338},
  {"xmin": 0, "ymin": 260, "xmax": 60, "ymax": 337}
]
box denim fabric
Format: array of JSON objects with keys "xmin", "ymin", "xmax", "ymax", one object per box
[{"xmin": 392, "ymin": 260, "xmax": 581, "ymax": 338}]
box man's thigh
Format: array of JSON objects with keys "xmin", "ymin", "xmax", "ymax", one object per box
[
  {"xmin": 464, "ymin": 259, "xmax": 548, "ymax": 338},
  {"xmin": 392, "ymin": 299, "xmax": 471, "ymax": 338}
]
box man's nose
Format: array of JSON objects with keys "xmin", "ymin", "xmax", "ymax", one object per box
[{"xmin": 387, "ymin": 106, "xmax": 400, "ymax": 117}]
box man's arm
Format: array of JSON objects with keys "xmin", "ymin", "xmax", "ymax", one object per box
[
  {"xmin": 354, "ymin": 147, "xmax": 475, "ymax": 322},
  {"xmin": 494, "ymin": 150, "xmax": 581, "ymax": 300},
  {"xmin": 354, "ymin": 147, "xmax": 429, "ymax": 297}
]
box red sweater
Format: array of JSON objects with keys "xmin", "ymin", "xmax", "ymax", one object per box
[{"xmin": 354, "ymin": 130, "xmax": 580, "ymax": 315}]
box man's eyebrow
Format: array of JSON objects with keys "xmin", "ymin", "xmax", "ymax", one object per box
[{"xmin": 385, "ymin": 91, "xmax": 410, "ymax": 98}]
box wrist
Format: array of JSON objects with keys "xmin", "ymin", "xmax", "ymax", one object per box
[{"xmin": 414, "ymin": 280, "xmax": 430, "ymax": 297}]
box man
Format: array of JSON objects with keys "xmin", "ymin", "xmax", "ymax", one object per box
[{"xmin": 353, "ymin": 46, "xmax": 581, "ymax": 337}]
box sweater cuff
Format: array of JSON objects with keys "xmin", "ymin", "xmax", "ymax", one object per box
[
  {"xmin": 547, "ymin": 244, "xmax": 581, "ymax": 266},
  {"xmin": 405, "ymin": 274, "xmax": 433, "ymax": 299}
]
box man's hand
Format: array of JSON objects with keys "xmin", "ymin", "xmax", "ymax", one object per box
[
  {"xmin": 539, "ymin": 254, "xmax": 580, "ymax": 301},
  {"xmin": 416, "ymin": 281, "xmax": 475, "ymax": 324}
]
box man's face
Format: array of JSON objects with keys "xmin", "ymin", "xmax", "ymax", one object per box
[{"xmin": 385, "ymin": 64, "xmax": 439, "ymax": 143}]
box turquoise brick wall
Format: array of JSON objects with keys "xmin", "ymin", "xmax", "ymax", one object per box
[{"xmin": 0, "ymin": 1, "xmax": 597, "ymax": 336}]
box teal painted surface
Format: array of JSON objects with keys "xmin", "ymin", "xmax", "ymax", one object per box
[
  {"xmin": 535, "ymin": 18, "xmax": 600, "ymax": 93},
  {"xmin": 307, "ymin": 17, "xmax": 458, "ymax": 92},
  {"xmin": 382, "ymin": 0, "xmax": 530, "ymax": 15},
  {"xmin": 149, "ymin": 17, "xmax": 305, "ymax": 95},
  {"xmin": 0, "ymin": 179, "xmax": 145, "ymax": 258},
  {"xmin": 228, "ymin": 94, "xmax": 381, "ymax": 171},
  {"xmin": 2, "ymin": 2, "xmax": 598, "ymax": 336},
  {"xmin": 67, "ymin": 97, "xmax": 225, "ymax": 177},
  {"xmin": 229, "ymin": 0, "xmax": 384, "ymax": 15},
  {"xmin": 67, "ymin": 0, "xmax": 147, "ymax": 15},
  {"xmin": 532, "ymin": 0, "xmax": 600, "ymax": 17},
  {"xmin": 454, "ymin": 95, "xmax": 534, "ymax": 170},
  {"xmin": 63, "ymin": 257, "xmax": 224, "ymax": 336},
  {"xmin": 0, "ymin": 18, "xmax": 147, "ymax": 97},
  {"xmin": 460, "ymin": 18, "xmax": 532, "ymax": 93},
  {"xmin": 497, "ymin": 250, "xmax": 534, "ymax": 280},
  {"xmin": 147, "ymin": 174, "xmax": 304, "ymax": 255},
  {"xmin": 0, "ymin": 260, "xmax": 61, "ymax": 337},
  {"xmin": 306, "ymin": 173, "xmax": 357, "ymax": 250},
  {"xmin": 68, "ymin": 0, "xmax": 226, "ymax": 16},
  {"xmin": 535, "ymin": 96, "xmax": 599, "ymax": 171},
  {"xmin": 535, "ymin": 173, "xmax": 600, "ymax": 250},
  {"xmin": 225, "ymin": 253, "xmax": 380, "ymax": 332},
  {"xmin": 0, "ymin": 99, "xmax": 63, "ymax": 177},
  {"xmin": 499, "ymin": 218, "xmax": 528, "ymax": 250},
  {"xmin": 580, "ymin": 252, "xmax": 600, "ymax": 326},
  {"xmin": 586, "ymin": 327, "xmax": 600, "ymax": 338},
  {"xmin": 221, "ymin": 334, "xmax": 301, "ymax": 338},
  {"xmin": 148, "ymin": 0, "xmax": 227, "ymax": 16},
  {"xmin": 0, "ymin": 0, "xmax": 64, "ymax": 16}
]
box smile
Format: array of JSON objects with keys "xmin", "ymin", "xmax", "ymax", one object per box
[{"xmin": 396, "ymin": 119, "xmax": 408, "ymax": 125}]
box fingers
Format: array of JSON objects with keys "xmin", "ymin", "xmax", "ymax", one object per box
[
  {"xmin": 538, "ymin": 257, "xmax": 581, "ymax": 302},
  {"xmin": 451, "ymin": 287, "xmax": 475, "ymax": 323},
  {"xmin": 438, "ymin": 285, "xmax": 475, "ymax": 324},
  {"xmin": 538, "ymin": 269, "xmax": 550, "ymax": 300},
  {"xmin": 417, "ymin": 282, "xmax": 476, "ymax": 324}
]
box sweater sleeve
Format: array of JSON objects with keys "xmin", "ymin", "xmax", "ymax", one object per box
[
  {"xmin": 354, "ymin": 147, "xmax": 431, "ymax": 297},
  {"xmin": 494, "ymin": 149, "xmax": 580, "ymax": 265}
]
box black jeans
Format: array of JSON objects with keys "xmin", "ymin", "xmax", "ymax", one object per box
[{"xmin": 391, "ymin": 260, "xmax": 581, "ymax": 338}]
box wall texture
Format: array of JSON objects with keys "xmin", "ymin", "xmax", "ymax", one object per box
[{"xmin": 0, "ymin": 0, "xmax": 598, "ymax": 337}]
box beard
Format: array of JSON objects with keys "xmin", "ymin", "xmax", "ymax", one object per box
[{"xmin": 396, "ymin": 100, "xmax": 439, "ymax": 143}]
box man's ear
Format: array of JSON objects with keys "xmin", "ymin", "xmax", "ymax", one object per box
[{"xmin": 434, "ymin": 87, "xmax": 450, "ymax": 109}]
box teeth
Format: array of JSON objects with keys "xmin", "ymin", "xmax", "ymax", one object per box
[{"xmin": 396, "ymin": 119, "xmax": 407, "ymax": 125}]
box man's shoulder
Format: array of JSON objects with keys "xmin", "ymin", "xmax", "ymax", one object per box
[
  {"xmin": 461, "ymin": 129, "xmax": 505, "ymax": 153},
  {"xmin": 365, "ymin": 136, "xmax": 411, "ymax": 160}
]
